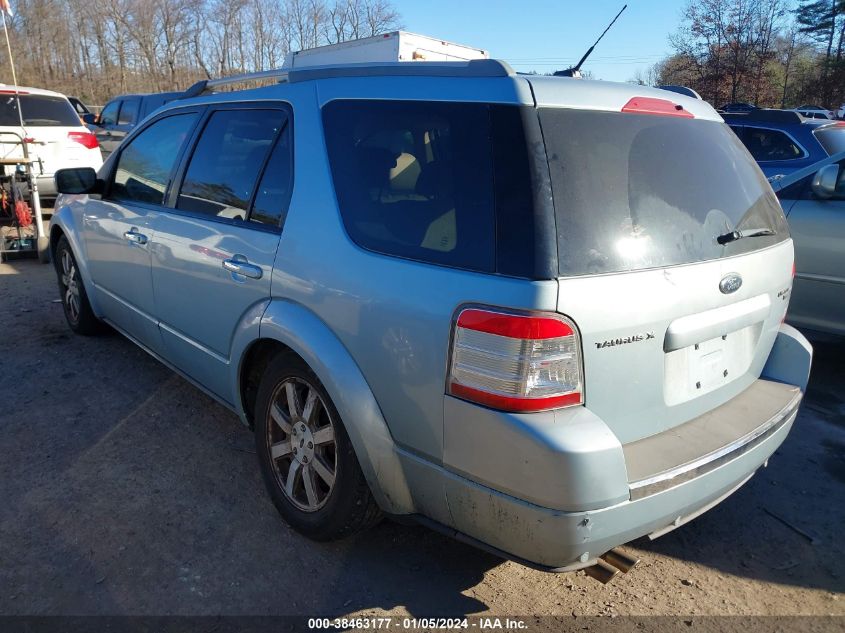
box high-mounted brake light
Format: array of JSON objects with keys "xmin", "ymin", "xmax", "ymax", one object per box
[
  {"xmin": 448, "ymin": 307, "xmax": 584, "ymax": 413},
  {"xmin": 67, "ymin": 131, "xmax": 99, "ymax": 150},
  {"xmin": 622, "ymin": 96, "xmax": 694, "ymax": 118}
]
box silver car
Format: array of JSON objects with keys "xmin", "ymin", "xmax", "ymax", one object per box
[
  {"xmin": 49, "ymin": 60, "xmax": 812, "ymax": 574},
  {"xmin": 772, "ymin": 151, "xmax": 845, "ymax": 336}
]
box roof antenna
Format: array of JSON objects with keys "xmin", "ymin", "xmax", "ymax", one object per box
[{"xmin": 554, "ymin": 4, "xmax": 627, "ymax": 78}]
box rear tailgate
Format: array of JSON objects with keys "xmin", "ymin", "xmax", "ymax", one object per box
[
  {"xmin": 532, "ymin": 86, "xmax": 793, "ymax": 444},
  {"xmin": 558, "ymin": 244, "xmax": 793, "ymax": 444}
]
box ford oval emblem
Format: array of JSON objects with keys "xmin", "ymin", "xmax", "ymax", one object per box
[{"xmin": 719, "ymin": 273, "xmax": 743, "ymax": 294}]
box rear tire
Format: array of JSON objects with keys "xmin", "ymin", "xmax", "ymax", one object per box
[
  {"xmin": 54, "ymin": 236, "xmax": 103, "ymax": 335},
  {"xmin": 254, "ymin": 351, "xmax": 381, "ymax": 541}
]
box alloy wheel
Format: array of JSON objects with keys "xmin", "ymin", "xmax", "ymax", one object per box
[
  {"xmin": 60, "ymin": 249, "xmax": 80, "ymax": 323},
  {"xmin": 266, "ymin": 377, "xmax": 338, "ymax": 512}
]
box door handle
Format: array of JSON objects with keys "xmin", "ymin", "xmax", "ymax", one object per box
[
  {"xmin": 123, "ymin": 230, "xmax": 148, "ymax": 245},
  {"xmin": 223, "ymin": 258, "xmax": 262, "ymax": 280}
]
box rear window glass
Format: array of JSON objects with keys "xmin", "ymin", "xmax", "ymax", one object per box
[
  {"xmin": 322, "ymin": 100, "xmax": 497, "ymax": 272},
  {"xmin": 540, "ymin": 109, "xmax": 789, "ymax": 276},
  {"xmin": 0, "ymin": 94, "xmax": 79, "ymax": 126},
  {"xmin": 814, "ymin": 125, "xmax": 845, "ymax": 155}
]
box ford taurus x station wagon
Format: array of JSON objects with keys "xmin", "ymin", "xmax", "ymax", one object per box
[{"xmin": 50, "ymin": 60, "xmax": 812, "ymax": 574}]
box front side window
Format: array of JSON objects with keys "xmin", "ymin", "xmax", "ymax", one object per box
[
  {"xmin": 744, "ymin": 127, "xmax": 805, "ymax": 162},
  {"xmin": 176, "ymin": 109, "xmax": 286, "ymax": 221},
  {"xmin": 99, "ymin": 101, "xmax": 120, "ymax": 126},
  {"xmin": 111, "ymin": 113, "xmax": 198, "ymax": 206},
  {"xmin": 322, "ymin": 100, "xmax": 499, "ymax": 272}
]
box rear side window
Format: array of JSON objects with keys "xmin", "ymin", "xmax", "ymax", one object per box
[
  {"xmin": 118, "ymin": 99, "xmax": 140, "ymax": 125},
  {"xmin": 743, "ymin": 127, "xmax": 805, "ymax": 161},
  {"xmin": 814, "ymin": 125, "xmax": 845, "ymax": 155},
  {"xmin": 323, "ymin": 101, "xmax": 507, "ymax": 272},
  {"xmin": 176, "ymin": 109, "xmax": 286, "ymax": 221},
  {"xmin": 540, "ymin": 109, "xmax": 789, "ymax": 276},
  {"xmin": 0, "ymin": 94, "xmax": 80, "ymax": 127},
  {"xmin": 111, "ymin": 113, "xmax": 198, "ymax": 206}
]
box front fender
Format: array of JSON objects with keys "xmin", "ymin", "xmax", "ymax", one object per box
[
  {"xmin": 49, "ymin": 200, "xmax": 103, "ymax": 317},
  {"xmin": 248, "ymin": 299, "xmax": 415, "ymax": 515}
]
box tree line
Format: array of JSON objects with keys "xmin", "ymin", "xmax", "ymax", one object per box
[
  {"xmin": 637, "ymin": 0, "xmax": 845, "ymax": 110},
  {"xmin": 0, "ymin": 0, "xmax": 402, "ymax": 105}
]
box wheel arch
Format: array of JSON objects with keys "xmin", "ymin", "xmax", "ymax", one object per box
[
  {"xmin": 49, "ymin": 211, "xmax": 103, "ymax": 316},
  {"xmin": 234, "ymin": 299, "xmax": 415, "ymax": 515}
]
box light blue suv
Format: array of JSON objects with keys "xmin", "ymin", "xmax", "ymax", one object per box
[{"xmin": 50, "ymin": 60, "xmax": 812, "ymax": 576}]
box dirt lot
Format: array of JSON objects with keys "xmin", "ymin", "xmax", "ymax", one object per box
[{"xmin": 1, "ymin": 257, "xmax": 843, "ymax": 619}]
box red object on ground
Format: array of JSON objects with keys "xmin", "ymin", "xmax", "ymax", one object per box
[{"xmin": 15, "ymin": 199, "xmax": 32, "ymax": 227}]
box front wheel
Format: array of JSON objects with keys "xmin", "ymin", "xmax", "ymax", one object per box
[
  {"xmin": 254, "ymin": 352, "xmax": 381, "ymax": 541},
  {"xmin": 54, "ymin": 236, "xmax": 103, "ymax": 335}
]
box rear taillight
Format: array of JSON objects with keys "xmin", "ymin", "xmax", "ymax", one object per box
[
  {"xmin": 67, "ymin": 131, "xmax": 99, "ymax": 149},
  {"xmin": 447, "ymin": 307, "xmax": 584, "ymax": 413}
]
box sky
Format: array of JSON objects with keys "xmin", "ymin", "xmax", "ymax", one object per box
[{"xmin": 393, "ymin": 0, "xmax": 688, "ymax": 83}]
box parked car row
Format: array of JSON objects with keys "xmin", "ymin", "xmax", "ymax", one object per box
[
  {"xmin": 0, "ymin": 85, "xmax": 183, "ymax": 202},
  {"xmin": 771, "ymin": 151, "xmax": 845, "ymax": 336},
  {"xmin": 723, "ymin": 109, "xmax": 845, "ymax": 179}
]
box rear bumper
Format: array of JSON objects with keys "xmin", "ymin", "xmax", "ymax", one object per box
[
  {"xmin": 413, "ymin": 325, "xmax": 811, "ymax": 569},
  {"xmin": 408, "ymin": 385, "xmax": 799, "ymax": 569}
]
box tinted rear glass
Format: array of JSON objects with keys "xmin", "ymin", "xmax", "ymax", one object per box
[
  {"xmin": 323, "ymin": 100, "xmax": 533, "ymax": 273},
  {"xmin": 814, "ymin": 125, "xmax": 845, "ymax": 155},
  {"xmin": 0, "ymin": 94, "xmax": 80, "ymax": 126},
  {"xmin": 539, "ymin": 109, "xmax": 789, "ymax": 276}
]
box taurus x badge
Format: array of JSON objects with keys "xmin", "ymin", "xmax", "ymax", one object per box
[{"xmin": 719, "ymin": 273, "xmax": 743, "ymax": 294}]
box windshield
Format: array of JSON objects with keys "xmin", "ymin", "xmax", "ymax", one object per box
[
  {"xmin": 0, "ymin": 94, "xmax": 80, "ymax": 127},
  {"xmin": 539, "ymin": 108, "xmax": 789, "ymax": 276}
]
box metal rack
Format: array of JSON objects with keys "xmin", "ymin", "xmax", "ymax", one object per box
[{"xmin": 0, "ymin": 130, "xmax": 48, "ymax": 263}]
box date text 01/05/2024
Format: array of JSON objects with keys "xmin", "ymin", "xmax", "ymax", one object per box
[{"xmin": 307, "ymin": 617, "xmax": 528, "ymax": 630}]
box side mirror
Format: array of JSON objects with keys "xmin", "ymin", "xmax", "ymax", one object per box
[
  {"xmin": 82, "ymin": 112, "xmax": 98, "ymax": 125},
  {"xmin": 811, "ymin": 164, "xmax": 840, "ymax": 199},
  {"xmin": 55, "ymin": 167, "xmax": 101, "ymax": 195}
]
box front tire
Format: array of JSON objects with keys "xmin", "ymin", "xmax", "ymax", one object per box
[
  {"xmin": 54, "ymin": 236, "xmax": 103, "ymax": 335},
  {"xmin": 254, "ymin": 352, "xmax": 381, "ymax": 541}
]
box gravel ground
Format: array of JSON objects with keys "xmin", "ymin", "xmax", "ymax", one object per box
[{"xmin": 0, "ymin": 257, "xmax": 843, "ymax": 619}]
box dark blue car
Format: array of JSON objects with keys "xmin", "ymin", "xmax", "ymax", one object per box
[{"xmin": 722, "ymin": 110, "xmax": 845, "ymax": 179}]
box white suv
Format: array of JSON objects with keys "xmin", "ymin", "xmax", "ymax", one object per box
[{"xmin": 0, "ymin": 85, "xmax": 103, "ymax": 198}]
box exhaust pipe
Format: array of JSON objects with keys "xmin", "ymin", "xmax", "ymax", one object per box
[
  {"xmin": 583, "ymin": 548, "xmax": 640, "ymax": 584},
  {"xmin": 583, "ymin": 559, "xmax": 620, "ymax": 584},
  {"xmin": 601, "ymin": 548, "xmax": 640, "ymax": 574}
]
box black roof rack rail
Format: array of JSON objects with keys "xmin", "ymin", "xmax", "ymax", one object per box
[
  {"xmin": 176, "ymin": 59, "xmax": 514, "ymax": 100},
  {"xmin": 720, "ymin": 109, "xmax": 805, "ymax": 124}
]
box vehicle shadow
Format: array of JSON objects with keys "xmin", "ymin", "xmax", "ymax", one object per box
[{"xmin": 313, "ymin": 520, "xmax": 499, "ymax": 617}]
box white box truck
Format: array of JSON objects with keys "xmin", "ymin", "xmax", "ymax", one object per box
[{"xmin": 283, "ymin": 31, "xmax": 489, "ymax": 69}]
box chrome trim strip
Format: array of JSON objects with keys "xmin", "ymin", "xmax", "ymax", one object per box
[{"xmin": 629, "ymin": 390, "xmax": 802, "ymax": 500}]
